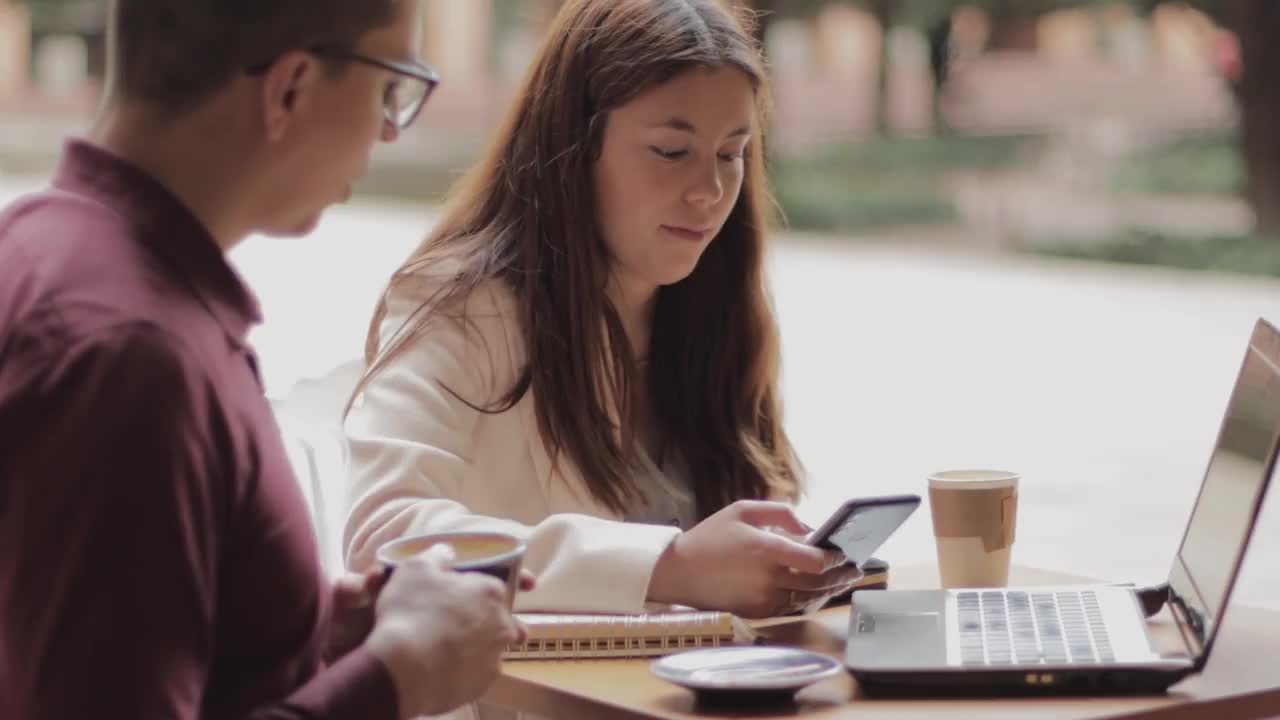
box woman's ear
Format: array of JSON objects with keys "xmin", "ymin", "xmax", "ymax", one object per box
[{"xmin": 257, "ymin": 50, "xmax": 317, "ymax": 143}]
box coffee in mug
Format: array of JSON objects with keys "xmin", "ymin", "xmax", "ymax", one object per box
[{"xmin": 377, "ymin": 531, "xmax": 527, "ymax": 608}]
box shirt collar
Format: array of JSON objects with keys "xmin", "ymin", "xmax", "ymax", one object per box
[{"xmin": 52, "ymin": 139, "xmax": 263, "ymax": 347}]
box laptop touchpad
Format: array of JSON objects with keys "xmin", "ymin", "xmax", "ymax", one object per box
[{"xmin": 847, "ymin": 609, "xmax": 948, "ymax": 668}]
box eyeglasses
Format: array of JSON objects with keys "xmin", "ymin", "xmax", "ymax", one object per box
[{"xmin": 247, "ymin": 45, "xmax": 440, "ymax": 131}]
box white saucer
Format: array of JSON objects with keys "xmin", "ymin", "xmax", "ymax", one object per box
[{"xmin": 650, "ymin": 646, "xmax": 843, "ymax": 695}]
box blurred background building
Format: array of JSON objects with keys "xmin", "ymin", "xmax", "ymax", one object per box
[{"xmin": 0, "ymin": 0, "xmax": 1264, "ymax": 270}]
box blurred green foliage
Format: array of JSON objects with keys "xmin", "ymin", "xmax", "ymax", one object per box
[
  {"xmin": 1109, "ymin": 133, "xmax": 1243, "ymax": 197},
  {"xmin": 16, "ymin": 0, "xmax": 99, "ymax": 34},
  {"xmin": 1036, "ymin": 229, "xmax": 1280, "ymax": 278},
  {"xmin": 773, "ymin": 133, "xmax": 1039, "ymax": 231}
]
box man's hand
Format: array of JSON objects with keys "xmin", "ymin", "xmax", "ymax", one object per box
[
  {"xmin": 326, "ymin": 568, "xmax": 389, "ymax": 662},
  {"xmin": 364, "ymin": 546, "xmax": 528, "ymax": 718},
  {"xmin": 328, "ymin": 560, "xmax": 534, "ymax": 664}
]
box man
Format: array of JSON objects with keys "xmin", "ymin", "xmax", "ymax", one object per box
[{"xmin": 0, "ymin": 1, "xmax": 523, "ymax": 718}]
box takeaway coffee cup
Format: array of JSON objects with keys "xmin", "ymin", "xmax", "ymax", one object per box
[{"xmin": 928, "ymin": 470, "xmax": 1019, "ymax": 588}]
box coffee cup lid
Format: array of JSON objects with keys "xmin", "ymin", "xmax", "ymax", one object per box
[{"xmin": 928, "ymin": 469, "xmax": 1019, "ymax": 490}]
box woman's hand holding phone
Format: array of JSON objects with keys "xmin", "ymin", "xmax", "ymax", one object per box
[
  {"xmin": 804, "ymin": 494, "xmax": 921, "ymax": 566},
  {"xmin": 647, "ymin": 500, "xmax": 865, "ymax": 618}
]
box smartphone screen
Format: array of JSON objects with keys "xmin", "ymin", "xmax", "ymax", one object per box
[{"xmin": 808, "ymin": 495, "xmax": 920, "ymax": 566}]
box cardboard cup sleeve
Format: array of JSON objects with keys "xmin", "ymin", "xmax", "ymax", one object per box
[{"xmin": 929, "ymin": 486, "xmax": 1018, "ymax": 553}]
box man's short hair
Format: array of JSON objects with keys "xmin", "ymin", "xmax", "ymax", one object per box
[{"xmin": 107, "ymin": 0, "xmax": 401, "ymax": 112}]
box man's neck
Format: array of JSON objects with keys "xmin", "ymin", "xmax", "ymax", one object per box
[{"xmin": 88, "ymin": 101, "xmax": 251, "ymax": 252}]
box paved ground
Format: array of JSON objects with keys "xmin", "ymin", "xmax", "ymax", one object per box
[{"xmin": 3, "ymin": 177, "xmax": 1278, "ymax": 617}]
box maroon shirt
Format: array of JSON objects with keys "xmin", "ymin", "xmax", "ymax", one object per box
[{"xmin": 0, "ymin": 141, "xmax": 397, "ymax": 720}]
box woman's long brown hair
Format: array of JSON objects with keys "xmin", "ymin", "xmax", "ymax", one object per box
[{"xmin": 353, "ymin": 0, "xmax": 801, "ymax": 518}]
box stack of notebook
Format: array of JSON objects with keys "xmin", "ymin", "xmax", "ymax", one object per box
[{"xmin": 504, "ymin": 559, "xmax": 889, "ymax": 659}]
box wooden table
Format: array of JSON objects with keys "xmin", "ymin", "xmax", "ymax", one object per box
[{"xmin": 485, "ymin": 565, "xmax": 1280, "ymax": 719}]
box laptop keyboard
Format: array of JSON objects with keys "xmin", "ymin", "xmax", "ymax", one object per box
[{"xmin": 957, "ymin": 589, "xmax": 1115, "ymax": 666}]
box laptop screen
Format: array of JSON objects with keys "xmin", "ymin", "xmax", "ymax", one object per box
[{"xmin": 1169, "ymin": 319, "xmax": 1280, "ymax": 656}]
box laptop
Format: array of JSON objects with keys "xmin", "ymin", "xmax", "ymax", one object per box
[{"xmin": 845, "ymin": 318, "xmax": 1280, "ymax": 695}]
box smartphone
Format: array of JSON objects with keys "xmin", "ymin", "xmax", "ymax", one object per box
[{"xmin": 805, "ymin": 494, "xmax": 921, "ymax": 567}]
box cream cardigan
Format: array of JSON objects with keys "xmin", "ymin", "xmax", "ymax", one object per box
[{"xmin": 342, "ymin": 277, "xmax": 683, "ymax": 614}]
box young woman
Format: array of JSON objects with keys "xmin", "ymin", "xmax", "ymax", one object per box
[{"xmin": 343, "ymin": 0, "xmax": 861, "ymax": 619}]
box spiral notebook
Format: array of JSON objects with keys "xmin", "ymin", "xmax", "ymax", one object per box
[
  {"xmin": 503, "ymin": 561, "xmax": 890, "ymax": 660},
  {"xmin": 503, "ymin": 610, "xmax": 751, "ymax": 660}
]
